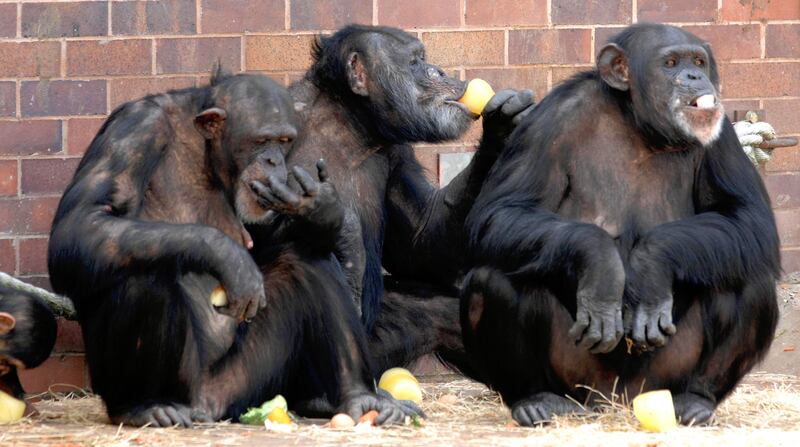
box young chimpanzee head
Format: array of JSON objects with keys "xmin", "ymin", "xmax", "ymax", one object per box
[
  {"xmin": 309, "ymin": 25, "xmax": 474, "ymax": 144},
  {"xmin": 194, "ymin": 71, "xmax": 298, "ymax": 223},
  {"xmin": 597, "ymin": 23, "xmax": 724, "ymax": 149},
  {"xmin": 0, "ymin": 288, "xmax": 57, "ymax": 375}
]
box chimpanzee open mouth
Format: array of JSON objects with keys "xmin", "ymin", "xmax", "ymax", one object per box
[{"xmin": 686, "ymin": 94, "xmax": 718, "ymax": 109}]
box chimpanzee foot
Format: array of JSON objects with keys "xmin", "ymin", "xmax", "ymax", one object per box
[
  {"xmin": 342, "ymin": 392, "xmax": 424, "ymax": 425},
  {"xmin": 110, "ymin": 403, "xmax": 202, "ymax": 428},
  {"xmin": 673, "ymin": 393, "xmax": 715, "ymax": 426},
  {"xmin": 511, "ymin": 392, "xmax": 585, "ymax": 427}
]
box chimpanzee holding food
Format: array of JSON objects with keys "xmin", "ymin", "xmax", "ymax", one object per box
[
  {"xmin": 280, "ymin": 25, "xmax": 535, "ymax": 373},
  {"xmin": 48, "ymin": 71, "xmax": 417, "ymax": 427},
  {"xmin": 461, "ymin": 24, "xmax": 780, "ymax": 426}
]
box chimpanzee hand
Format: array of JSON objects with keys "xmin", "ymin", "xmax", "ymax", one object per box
[
  {"xmin": 625, "ymin": 249, "xmax": 677, "ymax": 350},
  {"xmin": 567, "ymin": 249, "xmax": 625, "ymax": 354},
  {"xmin": 212, "ymin": 240, "xmax": 266, "ymax": 322},
  {"xmin": 481, "ymin": 89, "xmax": 535, "ymax": 146},
  {"xmin": 250, "ymin": 159, "xmax": 344, "ymax": 231},
  {"xmin": 342, "ymin": 391, "xmax": 424, "ymax": 425}
]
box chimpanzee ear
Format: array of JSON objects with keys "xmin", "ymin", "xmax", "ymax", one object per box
[
  {"xmin": 346, "ymin": 52, "xmax": 369, "ymax": 97},
  {"xmin": 0, "ymin": 312, "xmax": 15, "ymax": 335},
  {"xmin": 194, "ymin": 107, "xmax": 227, "ymax": 140},
  {"xmin": 597, "ymin": 43, "xmax": 630, "ymax": 91}
]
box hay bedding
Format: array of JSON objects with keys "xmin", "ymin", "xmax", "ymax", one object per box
[{"xmin": 2, "ymin": 373, "xmax": 799, "ymax": 447}]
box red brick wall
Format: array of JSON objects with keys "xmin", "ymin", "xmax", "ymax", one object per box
[{"xmin": 0, "ymin": 1, "xmax": 798, "ymax": 391}]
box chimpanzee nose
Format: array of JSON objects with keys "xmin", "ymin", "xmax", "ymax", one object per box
[{"xmin": 267, "ymin": 156, "xmax": 279, "ymax": 166}]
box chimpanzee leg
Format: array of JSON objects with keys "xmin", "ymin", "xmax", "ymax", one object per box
[
  {"xmin": 460, "ymin": 267, "xmax": 588, "ymax": 426},
  {"xmin": 647, "ymin": 278, "xmax": 779, "ymax": 425},
  {"xmin": 82, "ymin": 270, "xmax": 235, "ymax": 427}
]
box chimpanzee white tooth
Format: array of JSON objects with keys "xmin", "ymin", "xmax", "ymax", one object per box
[{"xmin": 696, "ymin": 94, "xmax": 715, "ymax": 109}]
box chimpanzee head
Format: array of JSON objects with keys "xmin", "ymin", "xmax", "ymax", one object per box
[
  {"xmin": 309, "ymin": 25, "xmax": 474, "ymax": 144},
  {"xmin": 0, "ymin": 289, "xmax": 57, "ymax": 374},
  {"xmin": 598, "ymin": 23, "xmax": 724, "ymax": 149},
  {"xmin": 194, "ymin": 72, "xmax": 298, "ymax": 223}
]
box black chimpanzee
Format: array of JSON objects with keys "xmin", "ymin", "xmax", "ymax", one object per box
[
  {"xmin": 48, "ymin": 71, "xmax": 416, "ymax": 427},
  {"xmin": 461, "ymin": 23, "xmax": 780, "ymax": 426},
  {"xmin": 0, "ymin": 286, "xmax": 57, "ymax": 416},
  {"xmin": 281, "ymin": 25, "xmax": 535, "ymax": 372}
]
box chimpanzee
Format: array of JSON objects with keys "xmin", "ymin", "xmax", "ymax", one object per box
[
  {"xmin": 280, "ymin": 25, "xmax": 535, "ymax": 372},
  {"xmin": 0, "ymin": 286, "xmax": 57, "ymax": 416},
  {"xmin": 48, "ymin": 71, "xmax": 416, "ymax": 427},
  {"xmin": 461, "ymin": 23, "xmax": 780, "ymax": 426}
]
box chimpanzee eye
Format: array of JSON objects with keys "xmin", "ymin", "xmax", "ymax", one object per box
[
  {"xmin": 665, "ymin": 58, "xmax": 677, "ymax": 68},
  {"xmin": 694, "ymin": 57, "xmax": 705, "ymax": 66},
  {"xmin": 254, "ymin": 138, "xmax": 268, "ymax": 145},
  {"xmin": 278, "ymin": 136, "xmax": 292, "ymax": 143}
]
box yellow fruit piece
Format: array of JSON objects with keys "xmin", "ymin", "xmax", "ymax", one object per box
[
  {"xmin": 330, "ymin": 413, "xmax": 355, "ymax": 429},
  {"xmin": 267, "ymin": 407, "xmax": 292, "ymax": 425},
  {"xmin": 458, "ymin": 79, "xmax": 495, "ymax": 115},
  {"xmin": 632, "ymin": 389, "xmax": 677, "ymax": 432},
  {"xmin": 0, "ymin": 390, "xmax": 26, "ymax": 424},
  {"xmin": 378, "ymin": 368, "xmax": 422, "ymax": 404},
  {"xmin": 210, "ymin": 286, "xmax": 228, "ymax": 307}
]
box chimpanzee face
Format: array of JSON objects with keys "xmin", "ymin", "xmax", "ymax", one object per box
[
  {"xmin": 351, "ymin": 29, "xmax": 474, "ymax": 143},
  {"xmin": 598, "ymin": 25, "xmax": 725, "ymax": 148},
  {"xmin": 196, "ymin": 75, "xmax": 297, "ymax": 223}
]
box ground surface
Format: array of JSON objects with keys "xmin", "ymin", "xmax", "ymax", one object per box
[{"xmin": 2, "ymin": 373, "xmax": 800, "ymax": 447}]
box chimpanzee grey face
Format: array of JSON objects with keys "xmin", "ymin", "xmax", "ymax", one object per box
[{"xmin": 348, "ymin": 29, "xmax": 474, "ymax": 144}]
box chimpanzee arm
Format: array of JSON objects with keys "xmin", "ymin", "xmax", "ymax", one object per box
[
  {"xmin": 383, "ymin": 90, "xmax": 535, "ymax": 284},
  {"xmin": 48, "ymin": 103, "xmax": 264, "ymax": 320},
  {"xmin": 627, "ymin": 120, "xmax": 781, "ymax": 347}
]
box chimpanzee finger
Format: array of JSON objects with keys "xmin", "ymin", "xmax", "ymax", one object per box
[
  {"xmin": 646, "ymin": 320, "xmax": 667, "ymax": 347},
  {"xmin": 482, "ymin": 89, "xmax": 516, "ymax": 116},
  {"xmin": 500, "ymin": 89, "xmax": 535, "ymax": 117},
  {"xmin": 568, "ymin": 309, "xmax": 589, "ymax": 343},
  {"xmin": 293, "ymin": 166, "xmax": 320, "ymax": 196},
  {"xmin": 266, "ymin": 176, "xmax": 302, "ymax": 207},
  {"xmin": 578, "ymin": 320, "xmax": 602, "ymax": 351},
  {"xmin": 250, "ymin": 181, "xmax": 284, "ymax": 210},
  {"xmin": 165, "ymin": 405, "xmax": 191, "ymax": 428},
  {"xmin": 152, "ymin": 407, "xmax": 173, "ymax": 427},
  {"xmin": 511, "ymin": 106, "xmax": 534, "ymax": 126},
  {"xmin": 243, "ymin": 297, "xmax": 259, "ymax": 321},
  {"xmin": 631, "ymin": 311, "xmax": 647, "ymax": 345},
  {"xmin": 316, "ymin": 159, "xmax": 329, "ymax": 182},
  {"xmin": 659, "ymin": 313, "xmax": 677, "ymax": 335}
]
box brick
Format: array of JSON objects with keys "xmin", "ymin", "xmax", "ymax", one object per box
[
  {"xmin": 246, "ymin": 35, "xmax": 315, "ymax": 71},
  {"xmin": 767, "ymin": 25, "xmax": 800, "ymax": 59},
  {"xmin": 109, "ymin": 77, "xmax": 197, "ymax": 110},
  {"xmin": 201, "ymin": 0, "xmax": 284, "ymax": 33},
  {"xmin": 440, "ymin": 152, "xmax": 475, "ymax": 186},
  {"xmin": 723, "ymin": 99, "xmax": 760, "ymax": 122},
  {"xmin": 292, "ymin": 0, "xmax": 372, "ymax": 30},
  {"xmin": 0, "ymin": 4, "xmax": 16, "ymax": 38},
  {"xmin": 378, "ymin": 0, "xmax": 460, "ymax": 28},
  {"xmin": 775, "ymin": 208, "xmax": 800, "ymax": 247},
  {"xmin": 19, "ymin": 354, "xmax": 87, "ymax": 393},
  {"xmin": 112, "ymin": 0, "xmax": 196, "ymax": 35},
  {"xmin": 465, "ymin": 0, "xmax": 547, "ymax": 26},
  {"xmin": 719, "ymin": 63, "xmax": 800, "ymax": 98},
  {"xmin": 21, "ymin": 80, "xmax": 107, "ymax": 118},
  {"xmin": 465, "ymin": 68, "xmax": 549, "ymax": 104},
  {"xmin": 0, "ymin": 197, "xmax": 60, "ymax": 236},
  {"xmin": 66, "ymin": 118, "xmax": 106, "ymax": 155},
  {"xmin": 766, "ymin": 146, "xmax": 800, "ymax": 173},
  {"xmin": 553, "ymin": 0, "xmax": 632, "ymax": 25},
  {"xmin": 782, "ymin": 248, "xmax": 800, "ymax": 274},
  {"xmin": 763, "ymin": 99, "xmax": 800, "ymax": 135},
  {"xmin": 18, "ymin": 238, "xmax": 48, "ymax": 276},
  {"xmin": 0, "ymin": 121, "xmax": 62, "ymax": 156},
  {"xmin": 765, "ymin": 173, "xmax": 800, "ymax": 209},
  {"xmin": 722, "ymin": 0, "xmax": 800, "ymax": 21},
  {"xmin": 413, "ymin": 146, "xmax": 439, "ymax": 184},
  {"xmin": 21, "ymin": 1, "xmax": 108, "ymax": 38},
  {"xmin": 594, "ymin": 27, "xmax": 626, "ymax": 57},
  {"xmin": 54, "ymin": 318, "xmax": 84, "ymax": 353},
  {"xmin": 509, "ymin": 29, "xmax": 592, "ymax": 65},
  {"xmin": 638, "ymin": 0, "xmax": 717, "ymax": 23},
  {"xmin": 683, "ymin": 25, "xmax": 761, "ymax": 61},
  {"xmin": 423, "ymin": 31, "xmax": 504, "ymax": 68},
  {"xmin": 0, "ymin": 82, "xmax": 14, "ymax": 117},
  {"xmin": 552, "ymin": 66, "xmax": 590, "ymax": 89},
  {"xmin": 67, "ymin": 39, "xmax": 152, "ymax": 77},
  {"xmin": 157, "ymin": 38, "xmax": 241, "ymax": 74},
  {"xmin": 0, "ymin": 42, "xmax": 61, "ymax": 78},
  {"xmin": 21, "ymin": 158, "xmax": 80, "ymax": 195},
  {"xmin": 0, "ymin": 160, "xmax": 17, "ymax": 197},
  {"xmin": 0, "ymin": 239, "xmax": 14, "ymax": 273}
]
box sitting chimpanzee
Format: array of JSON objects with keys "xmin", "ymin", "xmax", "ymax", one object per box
[
  {"xmin": 461, "ymin": 23, "xmax": 780, "ymax": 426},
  {"xmin": 48, "ymin": 71, "xmax": 415, "ymax": 427},
  {"xmin": 281, "ymin": 25, "xmax": 535, "ymax": 372},
  {"xmin": 0, "ymin": 286, "xmax": 57, "ymax": 416}
]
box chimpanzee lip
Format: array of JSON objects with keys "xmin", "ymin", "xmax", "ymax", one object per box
[{"xmin": 445, "ymin": 99, "xmax": 476, "ymax": 116}]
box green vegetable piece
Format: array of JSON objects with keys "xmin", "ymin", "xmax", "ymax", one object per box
[{"xmin": 239, "ymin": 395, "xmax": 289, "ymax": 425}]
